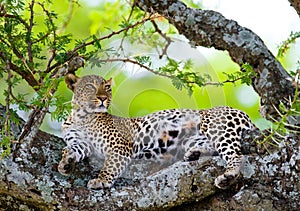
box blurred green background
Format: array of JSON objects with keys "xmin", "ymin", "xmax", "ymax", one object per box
[{"xmin": 1, "ymin": 0, "xmax": 299, "ymax": 136}]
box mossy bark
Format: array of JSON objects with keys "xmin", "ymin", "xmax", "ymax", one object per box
[
  {"xmin": 1, "ymin": 0, "xmax": 300, "ymax": 210},
  {"xmin": 0, "ymin": 104, "xmax": 299, "ymax": 210}
]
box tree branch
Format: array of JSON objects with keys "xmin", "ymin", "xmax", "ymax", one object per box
[
  {"xmin": 56, "ymin": 0, "xmax": 77, "ymax": 34},
  {"xmin": 27, "ymin": 0, "xmax": 35, "ymax": 68},
  {"xmin": 0, "ymin": 51, "xmax": 40, "ymax": 91},
  {"xmin": 0, "ymin": 7, "xmax": 30, "ymax": 30},
  {"xmin": 16, "ymin": 56, "xmax": 84, "ymax": 143},
  {"xmin": 68, "ymin": 14, "xmax": 159, "ymax": 56},
  {"xmin": 289, "ymin": 0, "xmax": 300, "ymax": 17},
  {"xmin": 151, "ymin": 19, "xmax": 172, "ymax": 58},
  {"xmin": 95, "ymin": 57, "xmax": 172, "ymax": 78},
  {"xmin": 4, "ymin": 60, "xmax": 12, "ymax": 138},
  {"xmin": 95, "ymin": 57, "xmax": 251, "ymax": 87},
  {"xmin": 44, "ymin": 14, "xmax": 159, "ymax": 75},
  {"xmin": 136, "ymin": 0, "xmax": 295, "ymax": 120},
  {"xmin": 36, "ymin": 2, "xmax": 58, "ymax": 75},
  {"xmin": 0, "ymin": 106, "xmax": 299, "ymax": 209}
]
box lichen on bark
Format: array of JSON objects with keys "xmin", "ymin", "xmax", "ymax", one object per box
[
  {"xmin": 1, "ymin": 0, "xmax": 300, "ymax": 210},
  {"xmin": 0, "ymin": 104, "xmax": 299, "ymax": 210},
  {"xmin": 136, "ymin": 0, "xmax": 295, "ymax": 121}
]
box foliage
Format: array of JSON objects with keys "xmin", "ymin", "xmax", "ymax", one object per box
[
  {"xmin": 89, "ymin": 0, "xmax": 130, "ymax": 34},
  {"xmin": 157, "ymin": 58, "xmax": 212, "ymax": 95},
  {"xmin": 249, "ymin": 29, "xmax": 300, "ymax": 148},
  {"xmin": 260, "ymin": 72, "xmax": 300, "ymax": 147},
  {"xmin": 222, "ymin": 63, "xmax": 258, "ymax": 86},
  {"xmin": 0, "ymin": 0, "xmax": 296, "ymax": 157},
  {"xmin": 0, "ymin": 0, "xmax": 82, "ymax": 155},
  {"xmin": 277, "ymin": 31, "xmax": 300, "ymax": 58}
]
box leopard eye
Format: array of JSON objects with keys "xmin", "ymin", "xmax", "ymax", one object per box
[
  {"xmin": 104, "ymin": 84, "xmax": 111, "ymax": 90},
  {"xmin": 84, "ymin": 84, "xmax": 97, "ymax": 96},
  {"xmin": 85, "ymin": 84, "xmax": 96, "ymax": 91}
]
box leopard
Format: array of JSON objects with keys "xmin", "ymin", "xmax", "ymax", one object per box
[{"xmin": 58, "ymin": 73, "xmax": 256, "ymax": 190}]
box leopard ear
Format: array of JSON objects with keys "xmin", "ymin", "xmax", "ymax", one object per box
[
  {"xmin": 106, "ymin": 77, "xmax": 113, "ymax": 85},
  {"xmin": 65, "ymin": 73, "xmax": 79, "ymax": 92}
]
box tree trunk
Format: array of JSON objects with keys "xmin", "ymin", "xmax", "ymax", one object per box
[{"xmin": 1, "ymin": 1, "xmax": 300, "ymax": 210}]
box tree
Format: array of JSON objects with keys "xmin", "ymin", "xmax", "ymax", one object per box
[{"xmin": 0, "ymin": 0, "xmax": 299, "ymax": 210}]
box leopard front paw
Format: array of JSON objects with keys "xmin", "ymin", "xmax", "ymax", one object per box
[
  {"xmin": 214, "ymin": 172, "xmax": 239, "ymax": 189},
  {"xmin": 58, "ymin": 147, "xmax": 76, "ymax": 176},
  {"xmin": 87, "ymin": 178, "xmax": 113, "ymax": 189}
]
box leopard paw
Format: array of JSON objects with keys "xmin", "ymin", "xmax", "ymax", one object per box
[
  {"xmin": 214, "ymin": 172, "xmax": 239, "ymax": 189},
  {"xmin": 183, "ymin": 149, "xmax": 201, "ymax": 161},
  {"xmin": 58, "ymin": 147, "xmax": 76, "ymax": 175},
  {"xmin": 184, "ymin": 147, "xmax": 217, "ymax": 162},
  {"xmin": 87, "ymin": 178, "xmax": 113, "ymax": 189}
]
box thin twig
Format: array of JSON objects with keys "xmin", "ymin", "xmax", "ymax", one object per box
[
  {"xmin": 4, "ymin": 60, "xmax": 12, "ymax": 138},
  {"xmin": 27, "ymin": 0, "xmax": 35, "ymax": 69},
  {"xmin": 117, "ymin": 0, "xmax": 140, "ymax": 54},
  {"xmin": 70, "ymin": 14, "xmax": 159, "ymax": 55},
  {"xmin": 46, "ymin": 14, "xmax": 159, "ymax": 74},
  {"xmin": 151, "ymin": 19, "xmax": 172, "ymax": 59},
  {"xmin": 97, "ymin": 57, "xmax": 248, "ymax": 87},
  {"xmin": 97, "ymin": 57, "xmax": 172, "ymax": 78},
  {"xmin": 4, "ymin": 29, "xmax": 38, "ymax": 85},
  {"xmin": 31, "ymin": 32, "xmax": 51, "ymax": 44},
  {"xmin": 37, "ymin": 2, "xmax": 57, "ymax": 74},
  {"xmin": 0, "ymin": 10, "xmax": 30, "ymax": 30},
  {"xmin": 56, "ymin": 0, "xmax": 77, "ymax": 34}
]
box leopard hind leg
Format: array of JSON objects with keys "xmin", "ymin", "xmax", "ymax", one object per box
[
  {"xmin": 214, "ymin": 137, "xmax": 245, "ymax": 189},
  {"xmin": 183, "ymin": 135, "xmax": 217, "ymax": 161}
]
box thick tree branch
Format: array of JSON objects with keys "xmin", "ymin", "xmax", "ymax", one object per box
[
  {"xmin": 136, "ymin": 0, "xmax": 295, "ymax": 120},
  {"xmin": 0, "ymin": 105, "xmax": 299, "ymax": 210},
  {"xmin": 1, "ymin": 1, "xmax": 299, "ymax": 210},
  {"xmin": 289, "ymin": 0, "xmax": 300, "ymax": 17}
]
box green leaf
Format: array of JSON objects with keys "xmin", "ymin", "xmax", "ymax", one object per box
[
  {"xmin": 277, "ymin": 31, "xmax": 300, "ymax": 58},
  {"xmin": 171, "ymin": 77, "xmax": 184, "ymax": 90},
  {"xmin": 92, "ymin": 35, "xmax": 102, "ymax": 49},
  {"xmin": 134, "ymin": 56, "xmax": 151, "ymax": 66}
]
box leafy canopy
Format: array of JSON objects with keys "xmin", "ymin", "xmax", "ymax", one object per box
[{"xmin": 1, "ymin": 0, "xmax": 298, "ymax": 156}]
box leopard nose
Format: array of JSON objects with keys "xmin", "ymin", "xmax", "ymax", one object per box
[{"xmin": 97, "ymin": 95, "xmax": 107, "ymax": 101}]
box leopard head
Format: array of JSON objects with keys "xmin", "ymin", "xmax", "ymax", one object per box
[{"xmin": 65, "ymin": 73, "xmax": 112, "ymax": 113}]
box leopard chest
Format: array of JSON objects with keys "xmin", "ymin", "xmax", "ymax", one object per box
[{"xmin": 79, "ymin": 116, "xmax": 120, "ymax": 155}]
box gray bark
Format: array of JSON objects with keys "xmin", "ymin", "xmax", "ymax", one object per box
[
  {"xmin": 1, "ymin": 1, "xmax": 300, "ymax": 210},
  {"xmin": 289, "ymin": 0, "xmax": 300, "ymax": 17},
  {"xmin": 136, "ymin": 0, "xmax": 296, "ymax": 121},
  {"xmin": 0, "ymin": 105, "xmax": 300, "ymax": 210}
]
